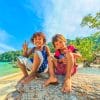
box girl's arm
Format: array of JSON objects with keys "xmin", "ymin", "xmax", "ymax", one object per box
[
  {"xmin": 23, "ymin": 49, "xmax": 33, "ymax": 57},
  {"xmin": 22, "ymin": 41, "xmax": 28, "ymax": 57},
  {"xmin": 73, "ymin": 52, "xmax": 82, "ymax": 58},
  {"xmin": 22, "ymin": 41, "xmax": 33, "ymax": 57}
]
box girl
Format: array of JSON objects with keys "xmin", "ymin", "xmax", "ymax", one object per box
[
  {"xmin": 17, "ymin": 32, "xmax": 51, "ymax": 84},
  {"xmin": 44, "ymin": 34, "xmax": 81, "ymax": 93},
  {"xmin": 67, "ymin": 45, "xmax": 81, "ymax": 75}
]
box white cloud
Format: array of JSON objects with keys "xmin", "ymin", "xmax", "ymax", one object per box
[
  {"xmin": 0, "ymin": 29, "xmax": 16, "ymax": 53},
  {"xmin": 42, "ymin": 0, "xmax": 100, "ymax": 40},
  {"xmin": 0, "ymin": 43, "xmax": 16, "ymax": 53},
  {"xmin": 25, "ymin": 0, "xmax": 100, "ymax": 40},
  {"xmin": 0, "ymin": 29, "xmax": 15, "ymax": 43}
]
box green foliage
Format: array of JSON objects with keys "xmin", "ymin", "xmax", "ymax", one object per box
[
  {"xmin": 91, "ymin": 32, "xmax": 100, "ymax": 52},
  {"xmin": 47, "ymin": 42, "xmax": 55, "ymax": 53},
  {"xmin": 0, "ymin": 50, "xmax": 22, "ymax": 62},
  {"xmin": 75, "ymin": 39, "xmax": 93, "ymax": 62},
  {"xmin": 80, "ymin": 12, "xmax": 100, "ymax": 63},
  {"xmin": 0, "ymin": 32, "xmax": 99, "ymax": 63},
  {"xmin": 69, "ymin": 32, "xmax": 100, "ymax": 63},
  {"xmin": 81, "ymin": 12, "xmax": 100, "ymax": 29}
]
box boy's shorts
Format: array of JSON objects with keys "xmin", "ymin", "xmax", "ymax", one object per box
[{"xmin": 17, "ymin": 51, "xmax": 48, "ymax": 73}]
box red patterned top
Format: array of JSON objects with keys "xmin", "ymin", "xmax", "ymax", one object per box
[{"xmin": 54, "ymin": 45, "xmax": 78, "ymax": 75}]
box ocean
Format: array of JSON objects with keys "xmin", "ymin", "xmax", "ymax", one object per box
[
  {"xmin": 78, "ymin": 67, "xmax": 100, "ymax": 75},
  {"xmin": 0, "ymin": 62, "xmax": 20, "ymax": 77},
  {"xmin": 0, "ymin": 62, "xmax": 100, "ymax": 77}
]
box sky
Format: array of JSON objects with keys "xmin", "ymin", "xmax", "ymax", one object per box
[{"xmin": 0, "ymin": 0, "xmax": 100, "ymax": 53}]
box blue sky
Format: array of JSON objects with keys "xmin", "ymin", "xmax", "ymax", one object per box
[{"xmin": 0, "ymin": 0, "xmax": 100, "ymax": 53}]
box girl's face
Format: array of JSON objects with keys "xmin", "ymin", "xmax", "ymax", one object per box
[
  {"xmin": 54, "ymin": 38, "xmax": 66, "ymax": 50},
  {"xmin": 33, "ymin": 36, "xmax": 44, "ymax": 47}
]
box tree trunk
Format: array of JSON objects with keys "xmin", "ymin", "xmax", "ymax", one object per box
[{"xmin": 83, "ymin": 60, "xmax": 91, "ymax": 67}]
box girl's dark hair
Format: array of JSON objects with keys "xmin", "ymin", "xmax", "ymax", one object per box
[
  {"xmin": 52, "ymin": 34, "xmax": 67, "ymax": 47},
  {"xmin": 31, "ymin": 32, "xmax": 46, "ymax": 44}
]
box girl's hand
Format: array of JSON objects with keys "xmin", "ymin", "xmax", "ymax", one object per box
[
  {"xmin": 63, "ymin": 48, "xmax": 69, "ymax": 54},
  {"xmin": 23, "ymin": 40, "xmax": 28, "ymax": 52}
]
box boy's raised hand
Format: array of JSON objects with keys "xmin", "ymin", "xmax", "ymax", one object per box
[{"xmin": 23, "ymin": 40, "xmax": 28, "ymax": 52}]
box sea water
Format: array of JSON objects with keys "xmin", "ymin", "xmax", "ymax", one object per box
[
  {"xmin": 0, "ymin": 62, "xmax": 100, "ymax": 77},
  {"xmin": 0, "ymin": 62, "xmax": 20, "ymax": 77},
  {"xmin": 78, "ymin": 67, "xmax": 100, "ymax": 75}
]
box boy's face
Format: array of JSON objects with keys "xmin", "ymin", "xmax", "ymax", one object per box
[
  {"xmin": 33, "ymin": 36, "xmax": 44, "ymax": 47},
  {"xmin": 54, "ymin": 38, "xmax": 66, "ymax": 50}
]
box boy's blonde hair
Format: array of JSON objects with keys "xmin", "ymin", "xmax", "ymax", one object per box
[
  {"xmin": 31, "ymin": 32, "xmax": 46, "ymax": 44},
  {"xmin": 52, "ymin": 34, "xmax": 67, "ymax": 47}
]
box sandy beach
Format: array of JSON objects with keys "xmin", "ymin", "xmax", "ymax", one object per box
[
  {"xmin": 0, "ymin": 72, "xmax": 22, "ymax": 100},
  {"xmin": 0, "ymin": 64, "xmax": 100, "ymax": 100}
]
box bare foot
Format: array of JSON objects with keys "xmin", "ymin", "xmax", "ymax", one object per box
[
  {"xmin": 44, "ymin": 77, "xmax": 58, "ymax": 87},
  {"xmin": 21, "ymin": 73, "xmax": 36, "ymax": 84},
  {"xmin": 61, "ymin": 79, "xmax": 72, "ymax": 93}
]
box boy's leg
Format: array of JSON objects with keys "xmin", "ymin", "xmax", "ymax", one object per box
[
  {"xmin": 44, "ymin": 56, "xmax": 58, "ymax": 86},
  {"xmin": 21, "ymin": 52, "xmax": 41, "ymax": 84},
  {"xmin": 61, "ymin": 53, "xmax": 74, "ymax": 93},
  {"xmin": 17, "ymin": 60, "xmax": 28, "ymax": 81}
]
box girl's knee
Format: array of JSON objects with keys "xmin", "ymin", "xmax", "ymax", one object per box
[
  {"xmin": 34, "ymin": 52, "xmax": 41, "ymax": 61},
  {"xmin": 17, "ymin": 59, "xmax": 24, "ymax": 66},
  {"xmin": 34, "ymin": 52, "xmax": 41, "ymax": 66},
  {"xmin": 17, "ymin": 59, "xmax": 21, "ymax": 64}
]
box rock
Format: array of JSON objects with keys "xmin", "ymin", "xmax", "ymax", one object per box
[
  {"xmin": 5, "ymin": 90, "xmax": 21, "ymax": 100},
  {"xmin": 6, "ymin": 74, "xmax": 100, "ymax": 100}
]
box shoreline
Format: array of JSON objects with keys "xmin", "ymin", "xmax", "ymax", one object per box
[
  {"xmin": 0, "ymin": 72, "xmax": 22, "ymax": 100},
  {"xmin": 0, "ymin": 72, "xmax": 21, "ymax": 80},
  {"xmin": 0, "ymin": 63, "xmax": 100, "ymax": 80}
]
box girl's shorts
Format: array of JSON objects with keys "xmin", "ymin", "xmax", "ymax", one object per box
[{"xmin": 17, "ymin": 51, "xmax": 48, "ymax": 73}]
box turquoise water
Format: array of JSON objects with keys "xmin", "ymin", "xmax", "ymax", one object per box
[
  {"xmin": 0, "ymin": 62, "xmax": 100, "ymax": 77},
  {"xmin": 0, "ymin": 62, "xmax": 20, "ymax": 77},
  {"xmin": 78, "ymin": 67, "xmax": 100, "ymax": 75}
]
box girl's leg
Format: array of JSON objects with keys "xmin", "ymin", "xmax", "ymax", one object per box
[
  {"xmin": 21, "ymin": 52, "xmax": 41, "ymax": 84},
  {"xmin": 17, "ymin": 60, "xmax": 28, "ymax": 81},
  {"xmin": 44, "ymin": 56, "xmax": 58, "ymax": 86},
  {"xmin": 61, "ymin": 53, "xmax": 74, "ymax": 93}
]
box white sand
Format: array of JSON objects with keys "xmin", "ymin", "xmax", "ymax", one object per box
[{"xmin": 0, "ymin": 72, "xmax": 22, "ymax": 99}]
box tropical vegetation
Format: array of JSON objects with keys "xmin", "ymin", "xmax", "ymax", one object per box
[{"xmin": 0, "ymin": 12, "xmax": 100, "ymax": 66}]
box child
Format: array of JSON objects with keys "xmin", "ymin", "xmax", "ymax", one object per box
[
  {"xmin": 17, "ymin": 32, "xmax": 51, "ymax": 84},
  {"xmin": 44, "ymin": 34, "xmax": 81, "ymax": 93},
  {"xmin": 67, "ymin": 45, "xmax": 81, "ymax": 75}
]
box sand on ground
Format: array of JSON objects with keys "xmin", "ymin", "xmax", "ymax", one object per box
[{"xmin": 0, "ymin": 72, "xmax": 22, "ymax": 100}]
